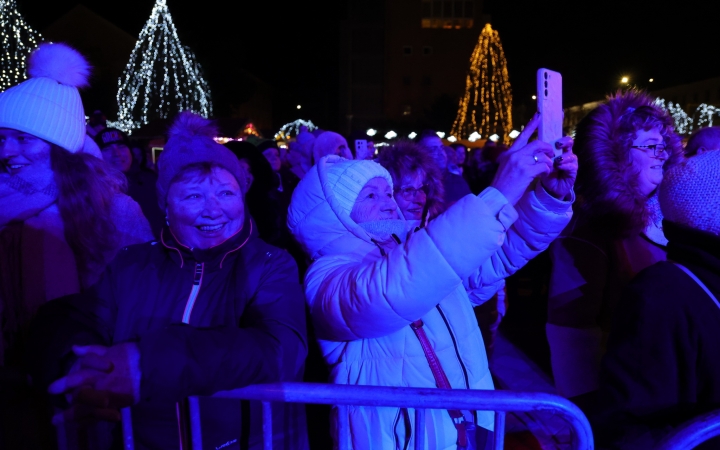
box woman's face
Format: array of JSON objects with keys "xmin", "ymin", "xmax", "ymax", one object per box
[
  {"xmin": 394, "ymin": 170, "xmax": 427, "ymax": 221},
  {"xmin": 166, "ymin": 167, "xmax": 245, "ymax": 249},
  {"xmin": 0, "ymin": 128, "xmax": 52, "ymax": 177},
  {"xmin": 455, "ymin": 146, "xmax": 467, "ymax": 165},
  {"xmin": 262, "ymin": 147, "xmax": 282, "ymax": 172},
  {"xmin": 350, "ymin": 177, "xmax": 399, "ymax": 223},
  {"xmin": 630, "ymin": 127, "xmax": 669, "ymax": 197}
]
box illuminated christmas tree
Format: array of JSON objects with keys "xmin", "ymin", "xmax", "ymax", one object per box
[
  {"xmin": 0, "ymin": 0, "xmax": 42, "ymax": 92},
  {"xmin": 116, "ymin": 0, "xmax": 212, "ymax": 132},
  {"xmin": 451, "ymin": 23, "xmax": 513, "ymax": 143}
]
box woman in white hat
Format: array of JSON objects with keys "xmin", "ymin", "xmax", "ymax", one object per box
[{"xmin": 0, "ymin": 43, "xmax": 152, "ymax": 447}]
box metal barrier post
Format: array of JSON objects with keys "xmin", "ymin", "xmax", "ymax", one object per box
[
  {"xmin": 414, "ymin": 408, "xmax": 426, "ymax": 450},
  {"xmin": 657, "ymin": 409, "xmax": 720, "ymax": 450},
  {"xmin": 121, "ymin": 407, "xmax": 134, "ymax": 450},
  {"xmin": 337, "ymin": 404, "xmax": 350, "ymax": 450},
  {"xmin": 261, "ymin": 401, "xmax": 273, "ymax": 450},
  {"xmin": 493, "ymin": 410, "xmax": 505, "ymax": 450}
]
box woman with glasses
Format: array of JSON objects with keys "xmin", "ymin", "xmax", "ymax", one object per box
[
  {"xmin": 546, "ymin": 90, "xmax": 683, "ymax": 412},
  {"xmin": 376, "ymin": 140, "xmax": 445, "ymax": 227}
]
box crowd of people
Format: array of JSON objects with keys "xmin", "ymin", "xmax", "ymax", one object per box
[{"xmin": 1, "ymin": 42, "xmax": 719, "ymax": 450}]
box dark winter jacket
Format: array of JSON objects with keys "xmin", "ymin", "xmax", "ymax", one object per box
[
  {"xmin": 593, "ymin": 221, "xmax": 720, "ymax": 449},
  {"xmin": 28, "ymin": 217, "xmax": 309, "ymax": 450}
]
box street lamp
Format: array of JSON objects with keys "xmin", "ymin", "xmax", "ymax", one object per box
[{"xmin": 621, "ymin": 76, "xmax": 629, "ymax": 84}]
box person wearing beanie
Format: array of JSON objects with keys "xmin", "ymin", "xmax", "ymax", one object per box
[
  {"xmin": 311, "ymin": 130, "xmax": 352, "ymax": 164},
  {"xmin": 256, "ymin": 139, "xmax": 300, "ymax": 199},
  {"xmin": 593, "ymin": 149, "xmax": 720, "ymax": 449},
  {"xmin": 32, "ymin": 111, "xmax": 309, "ymax": 450},
  {"xmin": 288, "ymin": 115, "xmax": 577, "ymax": 449},
  {"xmin": 95, "ymin": 127, "xmax": 165, "ymax": 237},
  {"xmin": 0, "ymin": 42, "xmax": 153, "ymax": 449},
  {"xmin": 546, "ymin": 90, "xmax": 684, "ymax": 409}
]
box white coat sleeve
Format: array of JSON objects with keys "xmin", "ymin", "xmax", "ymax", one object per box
[
  {"xmin": 465, "ymin": 182, "xmax": 574, "ymax": 305},
  {"xmin": 305, "ymin": 188, "xmax": 518, "ymax": 341}
]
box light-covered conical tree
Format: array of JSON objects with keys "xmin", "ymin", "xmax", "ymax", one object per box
[
  {"xmin": 116, "ymin": 0, "xmax": 212, "ymax": 132},
  {"xmin": 0, "ymin": 0, "xmax": 42, "ymax": 91},
  {"xmin": 451, "ymin": 23, "xmax": 513, "ymax": 143}
]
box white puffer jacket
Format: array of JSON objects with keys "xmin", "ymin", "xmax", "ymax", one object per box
[{"xmin": 288, "ymin": 156, "xmax": 573, "ymax": 449}]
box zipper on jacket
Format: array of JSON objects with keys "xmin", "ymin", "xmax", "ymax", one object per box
[
  {"xmin": 435, "ymin": 305, "xmax": 470, "ymax": 389},
  {"xmin": 182, "ymin": 262, "xmax": 204, "ymax": 324}
]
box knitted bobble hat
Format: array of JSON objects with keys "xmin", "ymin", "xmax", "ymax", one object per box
[
  {"xmin": 156, "ymin": 111, "xmax": 246, "ymax": 211},
  {"xmin": 659, "ymin": 150, "xmax": 720, "ymax": 235},
  {"xmin": 321, "ymin": 156, "xmax": 394, "ymax": 218},
  {"xmin": 0, "ymin": 43, "xmax": 91, "ymax": 153}
]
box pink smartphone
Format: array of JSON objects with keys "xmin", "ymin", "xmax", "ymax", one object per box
[{"xmin": 537, "ymin": 68, "xmax": 563, "ymax": 158}]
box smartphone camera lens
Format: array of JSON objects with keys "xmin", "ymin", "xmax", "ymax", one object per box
[
  {"xmin": 544, "ymin": 89, "xmax": 548, "ymax": 97},
  {"xmin": 544, "ymin": 81, "xmax": 548, "ymax": 88},
  {"xmin": 544, "ymin": 72, "xmax": 548, "ymax": 79}
]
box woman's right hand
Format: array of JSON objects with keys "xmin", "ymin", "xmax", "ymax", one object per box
[{"xmin": 490, "ymin": 113, "xmax": 554, "ymax": 205}]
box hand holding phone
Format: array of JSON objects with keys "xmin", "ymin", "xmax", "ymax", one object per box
[{"xmin": 537, "ymin": 68, "xmax": 563, "ymax": 158}]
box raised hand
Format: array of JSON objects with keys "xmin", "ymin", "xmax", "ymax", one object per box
[
  {"xmin": 490, "ymin": 113, "xmax": 554, "ymax": 205},
  {"xmin": 541, "ymin": 136, "xmax": 578, "ymax": 200}
]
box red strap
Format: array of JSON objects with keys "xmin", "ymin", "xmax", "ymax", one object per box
[{"xmin": 410, "ymin": 319, "xmax": 468, "ymax": 447}]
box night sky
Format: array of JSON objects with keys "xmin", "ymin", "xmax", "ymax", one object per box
[{"xmin": 24, "ymin": 0, "xmax": 720, "ymax": 131}]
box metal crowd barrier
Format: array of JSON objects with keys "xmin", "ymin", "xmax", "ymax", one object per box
[
  {"xmin": 120, "ymin": 382, "xmax": 594, "ymax": 450},
  {"xmin": 656, "ymin": 409, "xmax": 720, "ymax": 450}
]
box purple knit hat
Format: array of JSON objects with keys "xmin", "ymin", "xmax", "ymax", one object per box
[{"xmin": 156, "ymin": 111, "xmax": 246, "ymax": 210}]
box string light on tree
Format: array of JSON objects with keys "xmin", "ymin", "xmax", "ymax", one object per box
[
  {"xmin": 0, "ymin": 0, "xmax": 42, "ymax": 92},
  {"xmin": 116, "ymin": 0, "xmax": 212, "ymax": 133},
  {"xmin": 654, "ymin": 97, "xmax": 720, "ymax": 135},
  {"xmin": 274, "ymin": 119, "xmax": 317, "ymax": 140},
  {"xmin": 451, "ymin": 23, "xmax": 513, "ymax": 144}
]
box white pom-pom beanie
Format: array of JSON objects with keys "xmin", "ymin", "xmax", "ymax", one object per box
[
  {"xmin": 322, "ymin": 156, "xmax": 394, "ymax": 217},
  {"xmin": 659, "ymin": 150, "xmax": 720, "ymax": 235},
  {"xmin": 0, "ymin": 43, "xmax": 91, "ymax": 153}
]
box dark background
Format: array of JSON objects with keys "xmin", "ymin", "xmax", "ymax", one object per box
[{"xmin": 24, "ymin": 0, "xmax": 720, "ymax": 132}]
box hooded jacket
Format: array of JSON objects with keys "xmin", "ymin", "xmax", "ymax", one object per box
[
  {"xmin": 28, "ymin": 218, "xmax": 308, "ymax": 450},
  {"xmin": 288, "ymin": 155, "xmax": 573, "ymax": 449},
  {"xmin": 547, "ymin": 91, "xmax": 683, "ymax": 400}
]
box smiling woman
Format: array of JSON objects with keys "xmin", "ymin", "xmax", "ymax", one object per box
[
  {"xmin": 0, "ymin": 43, "xmax": 153, "ymax": 448},
  {"xmin": 546, "ymin": 90, "xmax": 684, "ymax": 407},
  {"xmin": 166, "ymin": 163, "xmax": 245, "ymax": 249}
]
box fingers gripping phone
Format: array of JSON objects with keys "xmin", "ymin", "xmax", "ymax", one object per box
[{"xmin": 537, "ymin": 68, "xmax": 563, "ymax": 158}]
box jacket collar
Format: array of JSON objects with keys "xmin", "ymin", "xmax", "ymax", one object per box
[{"xmin": 160, "ymin": 216, "xmax": 253, "ymax": 270}]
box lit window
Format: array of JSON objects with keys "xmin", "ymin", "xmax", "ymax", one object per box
[{"xmin": 421, "ymin": 0, "xmax": 474, "ymax": 28}]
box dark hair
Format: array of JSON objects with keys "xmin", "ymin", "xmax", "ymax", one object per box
[
  {"xmin": 51, "ymin": 145, "xmax": 125, "ymax": 287},
  {"xmin": 684, "ymin": 126, "xmax": 720, "ymax": 157},
  {"xmin": 376, "ymin": 139, "xmax": 445, "ymax": 219}
]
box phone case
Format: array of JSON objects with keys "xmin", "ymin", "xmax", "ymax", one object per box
[{"xmin": 537, "ymin": 68, "xmax": 563, "ymax": 157}]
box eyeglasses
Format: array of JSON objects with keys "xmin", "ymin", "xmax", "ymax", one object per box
[
  {"xmin": 394, "ymin": 184, "xmax": 428, "ymax": 200},
  {"xmin": 631, "ymin": 144, "xmax": 668, "ymax": 157}
]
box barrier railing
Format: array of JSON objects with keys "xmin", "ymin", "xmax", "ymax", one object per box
[
  {"xmin": 167, "ymin": 382, "xmax": 593, "ymax": 450},
  {"xmin": 656, "ymin": 409, "xmax": 720, "ymax": 450}
]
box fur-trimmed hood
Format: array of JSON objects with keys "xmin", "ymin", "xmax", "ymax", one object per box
[{"xmin": 573, "ymin": 90, "xmax": 683, "ymax": 237}]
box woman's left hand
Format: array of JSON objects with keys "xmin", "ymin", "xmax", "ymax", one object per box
[{"xmin": 540, "ymin": 136, "xmax": 578, "ymax": 200}]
